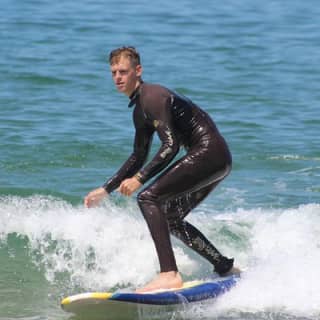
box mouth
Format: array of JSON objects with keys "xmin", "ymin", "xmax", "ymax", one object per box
[{"xmin": 116, "ymin": 83, "xmax": 125, "ymax": 89}]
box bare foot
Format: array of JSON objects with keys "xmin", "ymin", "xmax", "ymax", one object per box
[{"xmin": 136, "ymin": 271, "xmax": 183, "ymax": 293}]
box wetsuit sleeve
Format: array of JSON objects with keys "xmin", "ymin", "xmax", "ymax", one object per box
[
  {"xmin": 136, "ymin": 93, "xmax": 180, "ymax": 184},
  {"xmin": 102, "ymin": 127, "xmax": 153, "ymax": 193}
]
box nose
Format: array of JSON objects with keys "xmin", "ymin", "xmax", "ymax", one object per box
[{"xmin": 113, "ymin": 71, "xmax": 120, "ymax": 79}]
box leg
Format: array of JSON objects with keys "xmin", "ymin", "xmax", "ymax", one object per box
[
  {"xmin": 136, "ymin": 190, "xmax": 183, "ymax": 292},
  {"xmin": 137, "ymin": 160, "xmax": 231, "ymax": 274},
  {"xmin": 169, "ymin": 220, "xmax": 234, "ymax": 275},
  {"xmin": 138, "ymin": 190, "xmax": 178, "ymax": 273},
  {"xmin": 166, "ymin": 182, "xmax": 234, "ymax": 275},
  {"xmin": 137, "ymin": 153, "xmax": 232, "ymax": 292}
]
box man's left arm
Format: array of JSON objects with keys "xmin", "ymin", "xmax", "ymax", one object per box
[{"xmin": 134, "ymin": 95, "xmax": 180, "ymax": 184}]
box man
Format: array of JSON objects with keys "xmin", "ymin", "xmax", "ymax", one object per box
[{"xmin": 84, "ymin": 46, "xmax": 238, "ymax": 293}]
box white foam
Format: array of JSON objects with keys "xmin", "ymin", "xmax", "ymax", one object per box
[
  {"xmin": 1, "ymin": 195, "xmax": 320, "ymax": 317},
  {"xmin": 0, "ymin": 195, "xmax": 199, "ymax": 290},
  {"xmin": 201, "ymin": 204, "xmax": 320, "ymax": 318}
]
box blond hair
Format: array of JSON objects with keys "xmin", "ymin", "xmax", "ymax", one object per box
[{"xmin": 109, "ymin": 46, "xmax": 141, "ymax": 67}]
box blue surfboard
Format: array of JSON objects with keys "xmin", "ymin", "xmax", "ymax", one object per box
[{"xmin": 61, "ymin": 274, "xmax": 239, "ymax": 315}]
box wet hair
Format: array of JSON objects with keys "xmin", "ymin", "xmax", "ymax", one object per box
[{"xmin": 108, "ymin": 46, "xmax": 141, "ymax": 67}]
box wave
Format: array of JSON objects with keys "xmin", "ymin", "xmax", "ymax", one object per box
[
  {"xmin": 269, "ymin": 154, "xmax": 320, "ymax": 161},
  {"xmin": 0, "ymin": 195, "xmax": 319, "ymax": 319}
]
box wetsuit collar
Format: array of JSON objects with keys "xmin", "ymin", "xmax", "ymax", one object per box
[{"xmin": 128, "ymin": 81, "xmax": 143, "ymax": 108}]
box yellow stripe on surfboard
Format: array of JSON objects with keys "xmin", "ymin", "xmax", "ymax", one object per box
[
  {"xmin": 61, "ymin": 292, "xmax": 113, "ymax": 306},
  {"xmin": 182, "ymin": 280, "xmax": 203, "ymax": 289}
]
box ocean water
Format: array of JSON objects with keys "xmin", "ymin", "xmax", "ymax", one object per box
[{"xmin": 0, "ymin": 0, "xmax": 319, "ymax": 319}]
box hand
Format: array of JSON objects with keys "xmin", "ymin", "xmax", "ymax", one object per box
[
  {"xmin": 84, "ymin": 187, "xmax": 108, "ymax": 208},
  {"xmin": 118, "ymin": 177, "xmax": 142, "ymax": 196}
]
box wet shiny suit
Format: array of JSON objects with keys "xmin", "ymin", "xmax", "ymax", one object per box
[{"xmin": 103, "ymin": 82, "xmax": 234, "ymax": 275}]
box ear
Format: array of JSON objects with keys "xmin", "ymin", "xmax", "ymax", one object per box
[{"xmin": 135, "ymin": 64, "xmax": 143, "ymax": 77}]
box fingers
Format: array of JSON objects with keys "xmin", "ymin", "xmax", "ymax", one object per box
[
  {"xmin": 84, "ymin": 188, "xmax": 107, "ymax": 208},
  {"xmin": 118, "ymin": 178, "xmax": 142, "ymax": 196},
  {"xmin": 118, "ymin": 181, "xmax": 132, "ymax": 196},
  {"xmin": 84, "ymin": 179, "xmax": 140, "ymax": 203},
  {"xmin": 84, "ymin": 194, "xmax": 95, "ymax": 208},
  {"xmin": 84, "ymin": 196, "xmax": 96, "ymax": 208}
]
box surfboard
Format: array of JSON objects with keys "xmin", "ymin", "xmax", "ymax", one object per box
[{"xmin": 61, "ymin": 274, "xmax": 239, "ymax": 317}]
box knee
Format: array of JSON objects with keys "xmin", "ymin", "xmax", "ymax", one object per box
[
  {"xmin": 137, "ymin": 189, "xmax": 164, "ymax": 223},
  {"xmin": 137, "ymin": 188, "xmax": 158, "ymax": 208}
]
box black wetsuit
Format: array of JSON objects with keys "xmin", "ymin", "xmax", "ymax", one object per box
[{"xmin": 103, "ymin": 82, "xmax": 234, "ymax": 275}]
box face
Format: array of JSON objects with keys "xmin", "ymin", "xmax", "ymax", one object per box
[{"xmin": 110, "ymin": 56, "xmax": 142, "ymax": 96}]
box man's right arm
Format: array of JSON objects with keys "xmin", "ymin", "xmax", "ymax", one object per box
[
  {"xmin": 84, "ymin": 127, "xmax": 152, "ymax": 208},
  {"xmin": 102, "ymin": 126, "xmax": 153, "ymax": 193}
]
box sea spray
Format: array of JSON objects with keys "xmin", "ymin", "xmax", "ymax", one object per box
[
  {"xmin": 199, "ymin": 204, "xmax": 320, "ymax": 319},
  {"xmin": 1, "ymin": 196, "xmax": 319, "ymax": 319},
  {"xmin": 0, "ymin": 195, "xmax": 199, "ymax": 291}
]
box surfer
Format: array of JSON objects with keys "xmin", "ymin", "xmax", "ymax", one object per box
[{"xmin": 84, "ymin": 46, "xmax": 239, "ymax": 293}]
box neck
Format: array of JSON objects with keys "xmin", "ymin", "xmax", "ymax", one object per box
[{"xmin": 128, "ymin": 80, "xmax": 142, "ymax": 98}]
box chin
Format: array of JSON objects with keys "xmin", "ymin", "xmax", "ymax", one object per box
[{"xmin": 117, "ymin": 87, "xmax": 126, "ymax": 93}]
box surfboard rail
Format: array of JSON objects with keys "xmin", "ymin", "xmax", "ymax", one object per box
[{"xmin": 61, "ymin": 275, "xmax": 239, "ymax": 313}]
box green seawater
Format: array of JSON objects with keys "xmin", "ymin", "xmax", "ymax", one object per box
[{"xmin": 1, "ymin": 0, "xmax": 319, "ymax": 319}]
